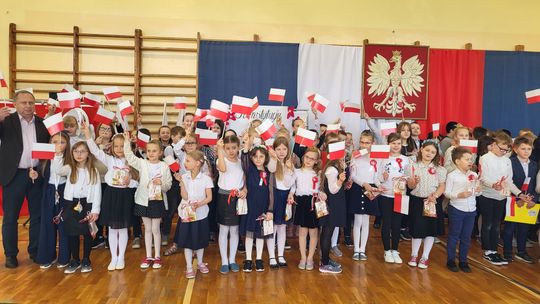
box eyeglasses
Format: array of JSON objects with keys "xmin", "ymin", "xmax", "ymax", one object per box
[
  {"xmin": 185, "ymin": 142, "xmax": 196, "ymax": 145},
  {"xmin": 99, "ymin": 127, "xmax": 112, "ymax": 132},
  {"xmin": 304, "ymin": 155, "xmax": 317, "ymax": 161},
  {"xmin": 73, "ymin": 149, "xmax": 88, "ymax": 154},
  {"xmin": 497, "ymin": 145, "xmax": 510, "ymax": 153}
]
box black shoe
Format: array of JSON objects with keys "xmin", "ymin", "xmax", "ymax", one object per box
[
  {"xmin": 447, "ymin": 260, "xmax": 458, "ymax": 272},
  {"xmin": 344, "ymin": 236, "xmax": 353, "ymax": 248},
  {"xmin": 483, "ymin": 253, "xmax": 504, "ymax": 266},
  {"xmin": 243, "ymin": 260, "xmax": 253, "ymax": 272},
  {"xmin": 373, "ymin": 223, "xmax": 381, "ymax": 229},
  {"xmin": 277, "ymin": 256, "xmax": 288, "ymax": 267},
  {"xmin": 255, "ymin": 259, "xmax": 265, "ymax": 272},
  {"xmin": 5, "ymin": 256, "xmax": 18, "ymax": 269},
  {"xmin": 400, "ymin": 229, "xmax": 412, "ymax": 241},
  {"xmin": 515, "ymin": 252, "xmax": 533, "ymax": 264},
  {"xmin": 496, "ymin": 254, "xmax": 509, "ymax": 265},
  {"xmin": 503, "ymin": 254, "xmax": 513, "ymax": 263},
  {"xmin": 269, "ymin": 258, "xmax": 279, "ymax": 269},
  {"xmin": 29, "ymin": 254, "xmax": 38, "ymax": 264},
  {"xmin": 238, "ymin": 242, "xmax": 246, "ymax": 253},
  {"xmin": 459, "ymin": 262, "xmax": 472, "ymax": 273},
  {"xmin": 284, "ymin": 240, "xmax": 291, "ymax": 250},
  {"xmin": 91, "ymin": 237, "xmax": 106, "ymax": 249}
]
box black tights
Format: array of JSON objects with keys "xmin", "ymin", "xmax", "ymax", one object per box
[
  {"xmin": 379, "ymin": 196, "xmax": 403, "ymax": 251},
  {"xmin": 320, "ymin": 226, "xmax": 335, "ymax": 265},
  {"xmin": 69, "ymin": 235, "xmax": 93, "ymax": 263}
]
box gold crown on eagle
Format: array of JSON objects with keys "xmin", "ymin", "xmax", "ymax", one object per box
[{"xmin": 392, "ymin": 50, "xmax": 401, "ymax": 56}]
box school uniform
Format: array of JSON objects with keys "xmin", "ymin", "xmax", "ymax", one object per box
[
  {"xmin": 267, "ymin": 158, "xmax": 295, "ymax": 225},
  {"xmin": 216, "ymin": 157, "xmax": 245, "ymax": 226},
  {"xmin": 174, "ymin": 172, "xmax": 214, "ymax": 250},
  {"xmin": 291, "ymin": 168, "xmax": 321, "ymax": 229},
  {"xmin": 349, "ymin": 156, "xmax": 380, "ymax": 216}
]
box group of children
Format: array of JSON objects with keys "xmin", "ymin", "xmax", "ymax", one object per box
[{"xmin": 31, "ymin": 109, "xmax": 540, "ymax": 277}]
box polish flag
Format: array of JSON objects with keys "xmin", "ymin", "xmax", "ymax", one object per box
[
  {"xmin": 305, "ymin": 92, "xmax": 316, "ymax": 103},
  {"xmin": 268, "ymin": 88, "xmax": 286, "ymax": 102},
  {"xmin": 459, "ymin": 139, "xmax": 478, "ymax": 153},
  {"xmin": 43, "ymin": 112, "xmax": 64, "ymax": 135},
  {"xmin": 205, "ymin": 114, "xmax": 216, "ymax": 128},
  {"xmin": 352, "ymin": 149, "xmax": 369, "ymax": 159},
  {"xmin": 525, "ymin": 89, "xmax": 540, "ymax": 104},
  {"xmin": 164, "ymin": 155, "xmax": 180, "ymax": 172},
  {"xmin": 328, "ymin": 141, "xmax": 346, "ymax": 160},
  {"xmin": 57, "ymin": 91, "xmax": 81, "ymax": 109},
  {"xmin": 210, "ymin": 99, "xmax": 230, "ymax": 121},
  {"xmin": 251, "ymin": 96, "xmax": 259, "ymax": 111},
  {"xmin": 83, "ymin": 92, "xmax": 101, "ymax": 108},
  {"xmin": 432, "ymin": 123, "xmax": 440, "ymax": 138},
  {"xmin": 380, "ymin": 122, "xmax": 397, "ymax": 136},
  {"xmin": 521, "ymin": 177, "xmax": 531, "ymax": 192},
  {"xmin": 0, "ymin": 72, "xmax": 7, "ymax": 88},
  {"xmin": 256, "ymin": 120, "xmax": 277, "ymax": 141},
  {"xmin": 506, "ymin": 196, "xmax": 516, "ymax": 217},
  {"xmin": 195, "ymin": 128, "xmax": 218, "ymax": 146},
  {"xmin": 103, "ymin": 86, "xmax": 122, "ymax": 101},
  {"xmin": 343, "ymin": 102, "xmax": 361, "ymax": 114},
  {"xmin": 61, "ymin": 84, "xmax": 76, "ymax": 93},
  {"xmin": 137, "ymin": 132, "xmax": 150, "ymax": 149},
  {"xmin": 118, "ymin": 100, "xmax": 134, "ymax": 117},
  {"xmin": 294, "ymin": 128, "xmax": 317, "ymax": 147},
  {"xmin": 93, "ymin": 107, "xmax": 115, "ymax": 125},
  {"xmin": 311, "ymin": 94, "xmax": 329, "ymax": 113},
  {"xmin": 174, "ymin": 97, "xmax": 187, "ymax": 109},
  {"xmin": 231, "ymin": 96, "xmax": 256, "ymax": 116},
  {"xmin": 194, "ymin": 108, "xmax": 208, "ymax": 122},
  {"xmin": 394, "ymin": 194, "xmax": 410, "ymax": 215},
  {"xmin": 32, "ymin": 143, "xmax": 56, "ymax": 160},
  {"xmin": 326, "ymin": 124, "xmax": 340, "ymax": 134},
  {"xmin": 370, "ymin": 145, "xmax": 390, "ymax": 159}
]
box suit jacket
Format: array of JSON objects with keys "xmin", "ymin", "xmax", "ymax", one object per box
[
  {"xmin": 0, "ymin": 112, "xmax": 50, "ymax": 185},
  {"xmin": 510, "ymin": 155, "xmax": 538, "ymax": 201}
]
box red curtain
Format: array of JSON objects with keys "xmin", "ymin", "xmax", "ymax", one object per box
[{"xmin": 417, "ymin": 49, "xmax": 485, "ymax": 138}]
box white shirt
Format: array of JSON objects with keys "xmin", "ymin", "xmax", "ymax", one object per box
[
  {"xmin": 379, "ymin": 155, "xmax": 410, "ymax": 198},
  {"xmin": 408, "ymin": 161, "xmax": 446, "ymax": 198},
  {"xmin": 444, "ymin": 170, "xmax": 478, "ymax": 212},
  {"xmin": 290, "ymin": 168, "xmax": 320, "ymax": 196},
  {"xmin": 18, "ymin": 114, "xmax": 38, "ymax": 169},
  {"xmin": 87, "ymin": 139, "xmax": 137, "ymax": 188},
  {"xmin": 61, "ymin": 166, "xmax": 102, "ymax": 214},
  {"xmin": 267, "ymin": 158, "xmax": 295, "ymax": 190},
  {"xmin": 325, "ymin": 167, "xmax": 341, "ymax": 195},
  {"xmin": 182, "ymin": 172, "xmax": 214, "ymax": 220},
  {"xmin": 350, "ymin": 156, "xmax": 379, "ymax": 187},
  {"xmin": 479, "ymin": 152, "xmax": 520, "ymax": 200},
  {"xmin": 217, "ymin": 157, "xmax": 244, "ymax": 190},
  {"xmin": 49, "ymin": 154, "xmax": 67, "ymax": 186}
]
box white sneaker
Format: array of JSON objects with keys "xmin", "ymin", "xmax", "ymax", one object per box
[
  {"xmin": 107, "ymin": 258, "xmax": 117, "ymax": 271},
  {"xmin": 384, "ymin": 250, "xmax": 395, "ymax": 263},
  {"xmin": 392, "ymin": 250, "xmax": 403, "ymax": 264}
]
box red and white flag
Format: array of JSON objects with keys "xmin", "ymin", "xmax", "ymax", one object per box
[
  {"xmin": 326, "ymin": 124, "xmax": 340, "ymax": 134},
  {"xmin": 164, "ymin": 155, "xmax": 180, "ymax": 172},
  {"xmin": 311, "ymin": 94, "xmax": 329, "ymax": 113},
  {"xmin": 93, "ymin": 107, "xmax": 115, "ymax": 125},
  {"xmin": 343, "ymin": 102, "xmax": 361, "ymax": 114},
  {"xmin": 251, "ymin": 96, "xmax": 259, "ymax": 111},
  {"xmin": 394, "ymin": 194, "xmax": 410, "ymax": 215},
  {"xmin": 210, "ymin": 99, "xmax": 230, "ymax": 121},
  {"xmin": 137, "ymin": 131, "xmax": 150, "ymax": 148},
  {"xmin": 256, "ymin": 120, "xmax": 277, "ymax": 141},
  {"xmin": 268, "ymin": 88, "xmax": 286, "ymax": 103},
  {"xmin": 432, "ymin": 123, "xmax": 440, "ymax": 138},
  {"xmin": 525, "ymin": 89, "xmax": 540, "ymax": 104},
  {"xmin": 294, "ymin": 128, "xmax": 317, "ymax": 147},
  {"xmin": 174, "ymin": 97, "xmax": 187, "ymax": 109},
  {"xmin": 43, "ymin": 112, "xmax": 64, "ymax": 135},
  {"xmin": 352, "ymin": 149, "xmax": 369, "ymax": 159},
  {"xmin": 370, "ymin": 145, "xmax": 390, "ymax": 159},
  {"xmin": 231, "ymin": 95, "xmax": 256, "ymax": 116},
  {"xmin": 0, "ymin": 72, "xmax": 7, "ymax": 88},
  {"xmin": 118, "ymin": 100, "xmax": 134, "ymax": 117},
  {"xmin": 521, "ymin": 177, "xmax": 531, "ymax": 192},
  {"xmin": 32, "ymin": 143, "xmax": 55, "ymax": 160},
  {"xmin": 195, "ymin": 128, "xmax": 218, "ymax": 146},
  {"xmin": 57, "ymin": 91, "xmax": 81, "ymax": 109},
  {"xmin": 506, "ymin": 196, "xmax": 516, "ymax": 217},
  {"xmin": 459, "ymin": 139, "xmax": 478, "ymax": 153},
  {"xmin": 328, "ymin": 141, "xmax": 346, "ymax": 160},
  {"xmin": 305, "ymin": 92, "xmax": 316, "ymax": 104},
  {"xmin": 103, "ymin": 86, "xmax": 122, "ymax": 101},
  {"xmin": 83, "ymin": 92, "xmax": 101, "ymax": 108},
  {"xmin": 380, "ymin": 122, "xmax": 397, "ymax": 136},
  {"xmin": 61, "ymin": 84, "xmax": 76, "ymax": 93},
  {"xmin": 194, "ymin": 108, "xmax": 208, "ymax": 122}
]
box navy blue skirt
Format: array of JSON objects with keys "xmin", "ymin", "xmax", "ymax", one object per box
[
  {"xmin": 99, "ymin": 186, "xmax": 134, "ymax": 229},
  {"xmin": 175, "ymin": 217, "xmax": 209, "ymax": 250},
  {"xmin": 348, "ymin": 183, "xmax": 380, "ymax": 216},
  {"xmin": 273, "ymin": 188, "xmax": 291, "ymax": 225}
]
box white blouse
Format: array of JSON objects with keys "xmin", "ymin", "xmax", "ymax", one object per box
[
  {"xmin": 87, "ymin": 139, "xmax": 137, "ymax": 188},
  {"xmin": 379, "ymin": 155, "xmax": 410, "ymax": 198},
  {"xmin": 290, "ymin": 168, "xmax": 320, "ymax": 196},
  {"xmin": 217, "ymin": 157, "xmax": 245, "ymax": 191},
  {"xmin": 408, "ymin": 161, "xmax": 446, "ymax": 198},
  {"xmin": 61, "ymin": 166, "xmax": 102, "ymax": 214},
  {"xmin": 350, "ymin": 155, "xmax": 379, "ymax": 187},
  {"xmin": 182, "ymin": 172, "xmax": 214, "ymax": 220},
  {"xmin": 267, "ymin": 158, "xmax": 295, "ymax": 190},
  {"xmin": 48, "ymin": 154, "xmax": 67, "ymax": 186}
]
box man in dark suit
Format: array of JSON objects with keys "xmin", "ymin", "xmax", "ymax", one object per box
[{"xmin": 0, "ymin": 90, "xmax": 50, "ymax": 268}]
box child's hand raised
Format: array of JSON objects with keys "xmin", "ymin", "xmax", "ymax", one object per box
[
  {"xmin": 122, "ymin": 132, "xmax": 130, "ymax": 141},
  {"xmin": 216, "ymin": 138, "xmax": 224, "ymax": 150},
  {"xmin": 81, "ymin": 121, "xmax": 91, "ymax": 140},
  {"xmin": 268, "ymin": 147, "xmax": 277, "ymax": 160}
]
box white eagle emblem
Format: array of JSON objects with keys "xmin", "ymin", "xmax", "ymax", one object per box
[{"xmin": 367, "ymin": 50, "xmax": 424, "ymax": 117}]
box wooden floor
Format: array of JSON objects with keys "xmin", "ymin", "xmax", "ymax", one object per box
[{"xmin": 1, "ymin": 217, "xmax": 540, "ymax": 304}]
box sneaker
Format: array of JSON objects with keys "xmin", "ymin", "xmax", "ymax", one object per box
[
  {"xmin": 384, "ymin": 251, "xmax": 395, "ymax": 263},
  {"xmin": 284, "ymin": 240, "xmax": 291, "ymax": 250},
  {"xmin": 515, "ymin": 252, "xmax": 533, "ymax": 264},
  {"xmin": 400, "ymin": 229, "xmax": 412, "ymax": 241},
  {"xmin": 269, "ymin": 258, "xmax": 279, "ymax": 269},
  {"xmin": 57, "ymin": 262, "xmax": 69, "ymax": 269},
  {"xmin": 331, "ymin": 246, "xmax": 343, "ymax": 257},
  {"xmin": 298, "ymin": 261, "xmax": 307, "ymax": 270},
  {"xmin": 459, "ymin": 262, "xmax": 471, "ymax": 273},
  {"xmin": 483, "ymin": 253, "xmax": 504, "ymax": 266},
  {"xmin": 108, "ymin": 258, "xmax": 117, "ymax": 271},
  {"xmin": 64, "ymin": 261, "xmax": 81, "ymax": 274},
  {"xmin": 319, "ymin": 264, "xmax": 342, "ymax": 274},
  {"xmin": 503, "ymin": 254, "xmax": 514, "ymax": 263},
  {"xmin": 329, "ymin": 259, "xmax": 342, "ymax": 269},
  {"xmin": 115, "ymin": 259, "xmax": 125, "ymax": 270},
  {"xmin": 81, "ymin": 263, "xmax": 92, "ymax": 273},
  {"xmin": 434, "ymin": 237, "xmax": 441, "ymax": 244},
  {"xmin": 392, "ymin": 251, "xmax": 403, "ymax": 264},
  {"xmin": 497, "ymin": 254, "xmax": 509, "ymax": 265},
  {"xmin": 417, "ymin": 258, "xmax": 429, "ymax": 269},
  {"xmin": 359, "ymin": 253, "xmax": 368, "ymax": 261},
  {"xmin": 344, "ymin": 236, "xmax": 353, "ymax": 248},
  {"xmin": 40, "ymin": 261, "xmax": 55, "ymax": 269},
  {"xmin": 526, "ymin": 240, "xmax": 535, "ymax": 248},
  {"xmin": 198, "ymin": 263, "xmax": 209, "ymax": 274},
  {"xmin": 220, "ymin": 264, "xmax": 230, "ymax": 274},
  {"xmin": 352, "ymin": 252, "xmax": 361, "ymax": 261},
  {"xmin": 132, "ymin": 237, "xmax": 141, "ymax": 249},
  {"xmin": 408, "ymin": 256, "xmax": 418, "ymax": 267},
  {"xmin": 238, "ymin": 242, "xmax": 246, "ymax": 253},
  {"xmin": 161, "ymin": 235, "xmax": 169, "ymax": 246},
  {"xmin": 140, "ymin": 257, "xmax": 153, "ymax": 269},
  {"xmin": 229, "ymin": 263, "xmax": 240, "ymax": 272},
  {"xmin": 152, "ymin": 257, "xmax": 163, "ymax": 269},
  {"xmin": 447, "ymin": 260, "xmax": 458, "ymax": 272},
  {"xmin": 277, "ymin": 256, "xmax": 288, "ymax": 267},
  {"xmin": 92, "ymin": 237, "xmax": 106, "ymax": 249},
  {"xmin": 243, "ymin": 260, "xmax": 253, "ymax": 272},
  {"xmin": 255, "ymin": 259, "xmax": 265, "ymax": 272},
  {"xmin": 306, "ymin": 261, "xmax": 314, "ymax": 271},
  {"xmin": 185, "ymin": 269, "xmax": 196, "ymax": 279}
]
